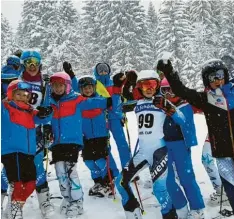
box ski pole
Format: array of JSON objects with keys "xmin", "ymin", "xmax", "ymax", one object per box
[
  {"xmin": 124, "ymin": 114, "xmax": 145, "ymax": 214},
  {"xmin": 107, "ymin": 155, "xmax": 116, "ymax": 200},
  {"xmin": 45, "ymin": 148, "xmax": 49, "ymax": 173}
]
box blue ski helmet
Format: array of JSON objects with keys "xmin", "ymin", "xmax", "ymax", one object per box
[
  {"xmin": 6, "ymin": 55, "xmax": 21, "ymax": 67},
  {"xmin": 20, "ymin": 50, "xmax": 42, "ymax": 66}
]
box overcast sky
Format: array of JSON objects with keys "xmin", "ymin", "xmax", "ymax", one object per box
[{"xmin": 1, "ymin": 0, "xmax": 161, "ymax": 32}]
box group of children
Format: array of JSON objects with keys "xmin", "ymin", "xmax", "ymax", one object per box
[{"xmin": 1, "ymin": 49, "xmax": 234, "ymax": 219}]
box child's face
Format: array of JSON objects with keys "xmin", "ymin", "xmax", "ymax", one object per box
[
  {"xmin": 82, "ymin": 85, "xmax": 94, "ymax": 97},
  {"xmin": 98, "ymin": 71, "xmax": 108, "ymax": 76},
  {"xmin": 52, "ymin": 82, "xmax": 66, "ymax": 95},
  {"xmin": 12, "ymin": 90, "xmax": 31, "ymax": 104},
  {"xmin": 142, "ymin": 88, "xmax": 156, "ymax": 98},
  {"xmin": 25, "ymin": 65, "xmax": 40, "ymax": 77},
  {"xmin": 209, "ymin": 79, "xmax": 225, "ymax": 90}
]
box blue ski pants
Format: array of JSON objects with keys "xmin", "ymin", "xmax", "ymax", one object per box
[
  {"xmin": 166, "ymin": 140, "xmax": 205, "ymax": 210},
  {"xmin": 109, "ymin": 119, "xmax": 131, "ymax": 168}
]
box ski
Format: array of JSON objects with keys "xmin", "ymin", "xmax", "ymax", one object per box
[{"xmin": 211, "ymin": 209, "xmax": 234, "ymax": 219}]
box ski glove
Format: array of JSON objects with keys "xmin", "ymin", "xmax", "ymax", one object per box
[
  {"xmin": 37, "ymin": 106, "xmax": 53, "ymax": 118},
  {"xmin": 157, "ymin": 59, "xmax": 173, "ymax": 75},
  {"xmin": 153, "ymin": 96, "xmax": 176, "ymax": 116},
  {"xmin": 42, "ymin": 74, "xmax": 50, "ymax": 83},
  {"xmin": 43, "ymin": 124, "xmax": 53, "ymax": 143},
  {"xmin": 63, "ymin": 61, "xmax": 75, "ymax": 79},
  {"xmin": 125, "ymin": 70, "xmax": 137, "ymax": 86},
  {"xmin": 113, "ymin": 72, "xmax": 126, "ymax": 87}
]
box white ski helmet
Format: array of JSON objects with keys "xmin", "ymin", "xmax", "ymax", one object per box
[{"xmin": 137, "ymin": 70, "xmax": 160, "ymax": 82}]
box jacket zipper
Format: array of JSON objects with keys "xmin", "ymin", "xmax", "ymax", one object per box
[
  {"xmin": 27, "ymin": 129, "xmax": 30, "ymax": 153},
  {"xmin": 91, "ymin": 119, "xmax": 94, "ymax": 137},
  {"xmin": 223, "ymin": 92, "xmax": 234, "ymax": 155},
  {"xmin": 58, "ymin": 102, "xmax": 61, "ymax": 143}
]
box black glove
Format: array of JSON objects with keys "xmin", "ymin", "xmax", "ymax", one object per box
[
  {"xmin": 13, "ymin": 49, "xmax": 23, "ymax": 58},
  {"xmin": 63, "ymin": 61, "xmax": 75, "ymax": 79},
  {"xmin": 125, "ymin": 70, "xmax": 137, "ymax": 86},
  {"xmin": 153, "ymin": 96, "xmax": 175, "ymax": 116},
  {"xmin": 42, "ymin": 74, "xmax": 50, "ymax": 83},
  {"xmin": 43, "ymin": 124, "xmax": 53, "ymax": 142},
  {"xmin": 157, "ymin": 59, "xmax": 173, "ymax": 75},
  {"xmin": 37, "ymin": 106, "xmax": 53, "ymax": 118},
  {"xmin": 113, "ymin": 72, "xmax": 126, "ymax": 87}
]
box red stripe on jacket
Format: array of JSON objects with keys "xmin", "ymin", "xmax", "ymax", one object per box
[
  {"xmin": 52, "ymin": 96, "xmax": 87, "ymax": 118},
  {"xmin": 4, "ymin": 102, "xmax": 35, "ymax": 129}
]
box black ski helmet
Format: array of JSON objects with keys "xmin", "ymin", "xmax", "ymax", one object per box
[{"xmin": 202, "ymin": 59, "xmax": 229, "ymax": 88}]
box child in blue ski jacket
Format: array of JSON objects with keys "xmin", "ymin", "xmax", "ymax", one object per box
[
  {"xmin": 158, "ymin": 58, "xmax": 234, "ymax": 214},
  {"xmin": 160, "ymin": 78, "xmax": 205, "ymax": 219},
  {"xmin": 1, "ymin": 55, "xmax": 22, "ymax": 99},
  {"xmin": 77, "ymin": 75, "xmax": 119, "ymax": 198},
  {"xmin": 48, "ymin": 72, "xmax": 112, "ymax": 218},
  {"xmin": 92, "ymin": 63, "xmax": 131, "ymax": 169},
  {"xmin": 1, "ymin": 80, "xmax": 52, "ymax": 219}
]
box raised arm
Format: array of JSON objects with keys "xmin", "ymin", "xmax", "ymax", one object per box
[{"xmin": 157, "ymin": 60, "xmax": 207, "ymax": 110}]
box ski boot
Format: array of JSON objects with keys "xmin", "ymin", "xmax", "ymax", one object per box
[
  {"xmin": 88, "ymin": 182, "xmax": 104, "ymax": 198},
  {"xmin": 187, "ymin": 209, "xmax": 205, "ymax": 219},
  {"xmin": 1, "ymin": 191, "xmax": 7, "ymax": 218},
  {"xmin": 125, "ymin": 208, "xmax": 142, "ymax": 219},
  {"xmin": 207, "ymin": 191, "xmax": 229, "ymax": 207},
  {"xmin": 37, "ymin": 189, "xmax": 54, "ymax": 218},
  {"xmin": 7, "ymin": 200, "xmax": 23, "ymax": 219},
  {"xmin": 66, "ymin": 199, "xmax": 83, "ymax": 218},
  {"xmin": 162, "ymin": 208, "xmax": 178, "ymax": 219},
  {"xmin": 176, "ymin": 205, "xmax": 188, "ymax": 219},
  {"xmin": 60, "ymin": 197, "xmax": 69, "ymax": 215}
]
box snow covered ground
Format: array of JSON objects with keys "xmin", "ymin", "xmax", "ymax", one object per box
[{"xmin": 3, "ymin": 113, "xmax": 234, "ymax": 219}]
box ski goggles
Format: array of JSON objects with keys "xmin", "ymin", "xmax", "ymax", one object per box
[
  {"xmin": 50, "ymin": 76, "xmax": 70, "ymax": 85},
  {"xmin": 208, "ymin": 70, "xmax": 225, "ymax": 83},
  {"xmin": 14, "ymin": 82, "xmax": 32, "ymax": 93},
  {"xmin": 138, "ymin": 79, "xmax": 159, "ymax": 91},
  {"xmin": 23, "ymin": 57, "xmax": 41, "ymax": 68},
  {"xmin": 160, "ymin": 86, "xmax": 173, "ymax": 96},
  {"xmin": 96, "ymin": 63, "xmax": 110, "ymax": 75},
  {"xmin": 78, "ymin": 77, "xmax": 96, "ymax": 87}
]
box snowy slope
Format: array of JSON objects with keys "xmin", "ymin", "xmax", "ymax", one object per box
[{"xmin": 3, "ymin": 113, "xmax": 234, "ymax": 219}]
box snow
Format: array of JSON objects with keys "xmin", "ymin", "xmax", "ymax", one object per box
[{"xmin": 2, "ymin": 113, "xmax": 234, "ymax": 219}]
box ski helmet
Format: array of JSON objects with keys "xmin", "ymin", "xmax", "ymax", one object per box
[
  {"xmin": 21, "ymin": 50, "xmax": 42, "ymax": 67},
  {"xmin": 95, "ymin": 63, "xmax": 111, "ymax": 75},
  {"xmin": 6, "ymin": 55, "xmax": 21, "ymax": 67},
  {"xmin": 78, "ymin": 75, "xmax": 96, "ymax": 95},
  {"xmin": 50, "ymin": 72, "xmax": 71, "ymax": 94},
  {"xmin": 202, "ymin": 59, "xmax": 229, "ymax": 88},
  {"xmin": 136, "ymin": 70, "xmax": 160, "ymax": 90},
  {"xmin": 7, "ymin": 80, "xmax": 32, "ymax": 101}
]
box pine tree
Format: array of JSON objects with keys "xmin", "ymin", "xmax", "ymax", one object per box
[
  {"xmin": 105, "ymin": 0, "xmax": 150, "ymax": 72},
  {"xmin": 146, "ymin": 1, "xmax": 158, "ymax": 68},
  {"xmin": 17, "ymin": 0, "xmax": 58, "ymax": 64},
  {"xmin": 81, "ymin": 1, "xmax": 103, "ymax": 71},
  {"xmin": 219, "ymin": 0, "xmax": 234, "ymax": 57},
  {"xmin": 1, "ymin": 14, "xmax": 16, "ymax": 65},
  {"xmin": 46, "ymin": 0, "xmax": 82, "ymax": 74}
]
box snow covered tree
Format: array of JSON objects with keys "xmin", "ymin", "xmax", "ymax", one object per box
[
  {"xmin": 155, "ymin": 0, "xmax": 174, "ymax": 61},
  {"xmin": 17, "ymin": 0, "xmax": 58, "ymax": 65},
  {"xmin": 219, "ymin": 0, "xmax": 234, "ymax": 57},
  {"xmin": 1, "ymin": 14, "xmax": 17, "ymax": 65},
  {"xmin": 46, "ymin": 0, "xmax": 82, "ymax": 74},
  {"xmin": 146, "ymin": 1, "xmax": 158, "ymax": 68},
  {"xmin": 106, "ymin": 1, "xmax": 150, "ymax": 72},
  {"xmin": 81, "ymin": 1, "xmax": 103, "ymax": 71}
]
